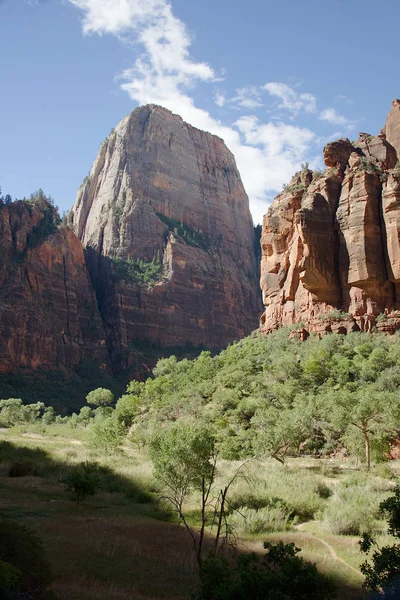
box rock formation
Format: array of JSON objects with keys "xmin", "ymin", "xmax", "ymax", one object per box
[
  {"xmin": 69, "ymin": 105, "xmax": 261, "ymax": 370},
  {"xmin": 260, "ymin": 100, "xmax": 400, "ymax": 336},
  {"xmin": 0, "ymin": 197, "xmax": 109, "ymax": 373}
]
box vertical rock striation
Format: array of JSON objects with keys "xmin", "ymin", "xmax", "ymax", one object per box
[
  {"xmin": 69, "ymin": 105, "xmax": 261, "ymax": 370},
  {"xmin": 0, "ymin": 199, "xmax": 109, "ymax": 372},
  {"xmin": 260, "ymin": 100, "xmax": 400, "ymax": 336}
]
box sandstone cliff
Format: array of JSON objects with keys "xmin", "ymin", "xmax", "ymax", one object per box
[
  {"xmin": 69, "ymin": 105, "xmax": 261, "ymax": 370},
  {"xmin": 0, "ymin": 197, "xmax": 109, "ymax": 373},
  {"xmin": 260, "ymin": 100, "xmax": 400, "ymax": 337}
]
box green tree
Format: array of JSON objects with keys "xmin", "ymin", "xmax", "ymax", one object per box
[
  {"xmin": 114, "ymin": 393, "xmax": 142, "ymax": 428},
  {"xmin": 77, "ymin": 405, "xmax": 94, "ymax": 426},
  {"xmin": 360, "ymin": 485, "xmax": 400, "ymax": 596},
  {"xmin": 325, "ymin": 387, "xmax": 398, "ymax": 470},
  {"xmin": 252, "ymin": 403, "xmax": 311, "ymax": 464},
  {"xmin": 0, "ymin": 399, "xmax": 24, "ymax": 427},
  {"xmin": 89, "ymin": 416, "xmax": 125, "ymax": 453},
  {"xmin": 62, "ymin": 462, "xmax": 101, "ymax": 506},
  {"xmin": 150, "ymin": 424, "xmax": 240, "ymax": 567},
  {"xmin": 86, "ymin": 387, "xmax": 114, "ymax": 407}
]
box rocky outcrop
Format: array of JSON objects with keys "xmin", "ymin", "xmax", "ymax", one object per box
[
  {"xmin": 260, "ymin": 100, "xmax": 400, "ymax": 336},
  {"xmin": 0, "ymin": 198, "xmax": 109, "ymax": 373},
  {"xmin": 69, "ymin": 105, "xmax": 261, "ymax": 370}
]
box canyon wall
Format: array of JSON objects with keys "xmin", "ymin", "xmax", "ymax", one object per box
[
  {"xmin": 260, "ymin": 100, "xmax": 400, "ymax": 337},
  {"xmin": 69, "ymin": 105, "xmax": 261, "ymax": 370},
  {"xmin": 0, "ymin": 198, "xmax": 109, "ymax": 373}
]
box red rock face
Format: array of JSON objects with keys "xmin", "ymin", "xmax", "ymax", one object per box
[
  {"xmin": 69, "ymin": 105, "xmax": 261, "ymax": 370},
  {"xmin": 260, "ymin": 101, "xmax": 400, "ymax": 337},
  {"xmin": 0, "ymin": 200, "xmax": 109, "ymax": 372}
]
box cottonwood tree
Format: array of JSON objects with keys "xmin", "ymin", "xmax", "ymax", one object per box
[
  {"xmin": 149, "ymin": 423, "xmax": 248, "ymax": 567},
  {"xmin": 324, "ymin": 387, "xmax": 399, "ymax": 471},
  {"xmin": 251, "ymin": 402, "xmax": 311, "ymax": 464},
  {"xmin": 86, "ymin": 387, "xmax": 114, "ymax": 407}
]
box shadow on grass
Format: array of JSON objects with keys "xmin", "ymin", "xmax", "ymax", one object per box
[
  {"xmin": 0, "ymin": 441, "xmax": 370, "ymax": 599},
  {"xmin": 0, "ymin": 440, "xmax": 153, "ymax": 505}
]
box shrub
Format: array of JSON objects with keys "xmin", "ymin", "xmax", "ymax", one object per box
[
  {"xmin": 323, "ymin": 501, "xmax": 372, "ymax": 535},
  {"xmin": 9, "ymin": 460, "xmax": 36, "ymax": 478},
  {"xmin": 358, "ymin": 157, "xmax": 381, "ymax": 175},
  {"xmin": 62, "ymin": 462, "xmax": 101, "ymax": 506},
  {"xmin": 89, "ymin": 416, "xmax": 125, "ymax": 452},
  {"xmin": 111, "ymin": 255, "xmax": 163, "ymax": 286},
  {"xmin": 194, "ymin": 542, "xmax": 336, "ymax": 599},
  {"xmin": 318, "ymin": 309, "xmax": 349, "ymax": 322},
  {"xmin": 231, "ymin": 504, "xmax": 296, "ymax": 534},
  {"xmin": 316, "ymin": 482, "xmax": 332, "ymax": 499},
  {"xmin": 0, "ymin": 519, "xmax": 53, "ymax": 598}
]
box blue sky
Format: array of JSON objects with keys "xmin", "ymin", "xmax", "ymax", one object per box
[{"xmin": 1, "ymin": 0, "xmax": 399, "ymax": 224}]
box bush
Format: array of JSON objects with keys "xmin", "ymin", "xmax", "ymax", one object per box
[
  {"xmin": 89, "ymin": 416, "xmax": 125, "ymax": 452},
  {"xmin": 0, "ymin": 519, "xmax": 53, "ymax": 598},
  {"xmin": 62, "ymin": 462, "xmax": 101, "ymax": 506},
  {"xmin": 323, "ymin": 502, "xmax": 372, "ymax": 535},
  {"xmin": 111, "ymin": 255, "xmax": 163, "ymax": 286},
  {"xmin": 194, "ymin": 542, "xmax": 336, "ymax": 599},
  {"xmin": 9, "ymin": 460, "xmax": 36, "ymax": 478},
  {"xmin": 231, "ymin": 504, "xmax": 296, "ymax": 534}
]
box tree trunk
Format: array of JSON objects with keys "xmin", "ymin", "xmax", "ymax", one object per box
[{"xmin": 362, "ymin": 426, "xmax": 371, "ymax": 471}]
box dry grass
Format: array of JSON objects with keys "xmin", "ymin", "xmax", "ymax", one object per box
[{"xmin": 1, "ymin": 427, "xmax": 395, "ymax": 599}]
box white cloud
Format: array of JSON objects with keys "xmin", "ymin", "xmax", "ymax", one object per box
[
  {"xmin": 319, "ymin": 107, "xmax": 357, "ymax": 131},
  {"xmin": 229, "ymin": 86, "xmax": 263, "ymax": 109},
  {"xmin": 68, "ymin": 1, "xmax": 322, "ymax": 224},
  {"xmin": 263, "ymin": 82, "xmax": 317, "ymax": 116},
  {"xmin": 214, "ymin": 92, "xmax": 225, "ymax": 107}
]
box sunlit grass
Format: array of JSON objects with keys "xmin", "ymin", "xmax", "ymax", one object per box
[{"xmin": 1, "ymin": 424, "xmax": 398, "ymax": 599}]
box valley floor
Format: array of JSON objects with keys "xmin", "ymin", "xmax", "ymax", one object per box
[{"xmin": 0, "ymin": 425, "xmax": 396, "ymax": 599}]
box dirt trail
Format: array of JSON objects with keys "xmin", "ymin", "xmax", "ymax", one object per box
[{"xmin": 296, "ymin": 523, "xmax": 363, "ymax": 577}]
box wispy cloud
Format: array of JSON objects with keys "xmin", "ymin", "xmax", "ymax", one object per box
[
  {"xmin": 214, "ymin": 92, "xmax": 225, "ymax": 107},
  {"xmin": 67, "ymin": 1, "xmax": 354, "ymax": 223},
  {"xmin": 229, "ymin": 86, "xmax": 263, "ymax": 110},
  {"xmin": 319, "ymin": 107, "xmax": 357, "ymax": 131},
  {"xmin": 263, "ymin": 82, "xmax": 317, "ymax": 116}
]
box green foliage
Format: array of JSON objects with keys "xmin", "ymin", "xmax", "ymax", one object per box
[
  {"xmin": 360, "ymin": 486, "xmax": 400, "ymax": 594},
  {"xmin": 0, "ymin": 519, "xmax": 53, "ymax": 598},
  {"xmin": 89, "ymin": 416, "xmax": 125, "ymax": 453},
  {"xmin": 111, "ymin": 255, "xmax": 163, "ymax": 286},
  {"xmin": 194, "ymin": 542, "xmax": 336, "ymax": 599},
  {"xmin": 358, "ymin": 157, "xmax": 382, "ymax": 175},
  {"xmin": 285, "ymin": 182, "xmax": 306, "ymax": 195},
  {"xmin": 156, "ymin": 212, "xmax": 212, "ymax": 251},
  {"xmin": 0, "ymin": 399, "xmax": 47, "ymax": 427},
  {"xmin": 0, "ymin": 559, "xmax": 21, "ymax": 593},
  {"xmin": 0, "ymin": 360, "xmax": 124, "ymax": 413},
  {"xmin": 62, "ymin": 462, "xmax": 101, "ymax": 506},
  {"xmin": 149, "ymin": 424, "xmax": 215, "ymax": 498},
  {"xmin": 119, "ymin": 329, "xmax": 400, "ymax": 469},
  {"xmin": 114, "ymin": 393, "xmax": 142, "ymax": 427},
  {"xmin": 230, "ymin": 503, "xmax": 296, "ymax": 534},
  {"xmin": 318, "ymin": 309, "xmax": 350, "ymax": 321},
  {"xmin": 86, "ymin": 387, "xmax": 114, "ymax": 407}
]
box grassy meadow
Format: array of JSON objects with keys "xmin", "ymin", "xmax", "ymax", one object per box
[{"xmin": 1, "ymin": 422, "xmax": 398, "ymax": 599}]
